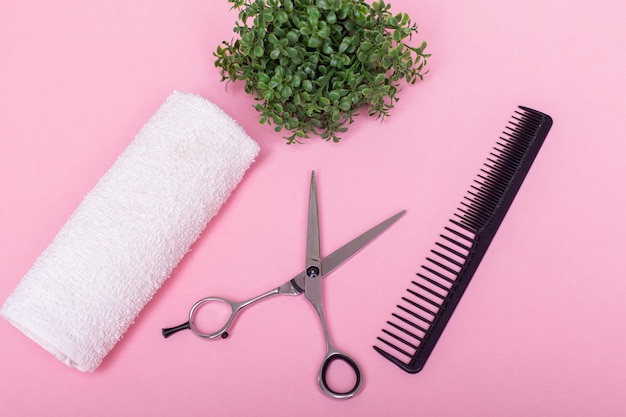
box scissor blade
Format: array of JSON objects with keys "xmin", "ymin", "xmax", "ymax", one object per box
[
  {"xmin": 304, "ymin": 171, "xmax": 323, "ymax": 305},
  {"xmin": 289, "ymin": 209, "xmax": 406, "ymax": 293},
  {"xmin": 305, "ymin": 171, "xmax": 322, "ymax": 268}
]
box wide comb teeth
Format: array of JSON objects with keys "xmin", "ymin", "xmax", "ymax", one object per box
[
  {"xmin": 375, "ymin": 106, "xmax": 553, "ymax": 373},
  {"xmin": 375, "ymin": 220, "xmax": 477, "ymax": 371}
]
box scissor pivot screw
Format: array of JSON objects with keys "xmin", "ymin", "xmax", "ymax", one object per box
[{"xmin": 306, "ymin": 266, "xmax": 320, "ymax": 278}]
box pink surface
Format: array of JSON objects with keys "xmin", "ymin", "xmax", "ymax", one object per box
[{"xmin": 1, "ymin": 0, "xmax": 625, "ymax": 415}]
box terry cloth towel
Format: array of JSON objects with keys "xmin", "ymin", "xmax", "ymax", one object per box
[{"xmin": 1, "ymin": 91, "xmax": 260, "ymax": 372}]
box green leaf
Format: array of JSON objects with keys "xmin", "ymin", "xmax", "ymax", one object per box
[
  {"xmin": 339, "ymin": 98, "xmax": 352, "ymax": 111},
  {"xmin": 307, "ymin": 5, "xmax": 321, "ymax": 20},
  {"xmin": 258, "ymin": 73, "xmax": 271, "ymax": 83},
  {"xmin": 286, "ymin": 31, "xmax": 299, "ymax": 43},
  {"xmin": 307, "ymin": 36, "xmax": 322, "ymax": 48},
  {"xmin": 316, "ymin": 0, "xmax": 329, "ymax": 10},
  {"xmin": 281, "ymin": 85, "xmax": 293, "ymax": 97},
  {"xmin": 338, "ymin": 37, "xmax": 351, "ymax": 53},
  {"xmin": 326, "ymin": 11, "xmax": 337, "ymax": 24},
  {"xmin": 318, "ymin": 25, "xmax": 331, "ymax": 39},
  {"xmin": 261, "ymin": 11, "xmax": 274, "ymax": 22},
  {"xmin": 285, "ymin": 47, "xmax": 298, "ymax": 59},
  {"xmin": 276, "ymin": 11, "xmax": 289, "ymax": 24}
]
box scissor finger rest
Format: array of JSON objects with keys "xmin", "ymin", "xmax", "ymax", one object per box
[
  {"xmin": 162, "ymin": 321, "xmax": 191, "ymax": 338},
  {"xmin": 319, "ymin": 350, "xmax": 363, "ymax": 399}
]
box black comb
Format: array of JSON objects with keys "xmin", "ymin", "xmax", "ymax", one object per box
[{"xmin": 374, "ymin": 106, "xmax": 553, "ymax": 373}]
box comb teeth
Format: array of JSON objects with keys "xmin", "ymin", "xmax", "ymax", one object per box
[
  {"xmin": 374, "ymin": 106, "xmax": 553, "ymax": 373},
  {"xmin": 457, "ymin": 108, "xmax": 546, "ymax": 233}
]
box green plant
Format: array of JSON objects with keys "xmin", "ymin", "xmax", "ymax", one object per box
[{"xmin": 214, "ymin": 0, "xmax": 430, "ymax": 143}]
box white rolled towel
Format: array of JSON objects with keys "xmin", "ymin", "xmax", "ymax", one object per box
[{"xmin": 1, "ymin": 91, "xmax": 260, "ymax": 372}]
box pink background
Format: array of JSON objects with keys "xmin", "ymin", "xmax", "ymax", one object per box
[{"xmin": 2, "ymin": 0, "xmax": 625, "ymax": 415}]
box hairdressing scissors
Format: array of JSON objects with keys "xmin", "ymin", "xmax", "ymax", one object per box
[{"xmin": 162, "ymin": 171, "xmax": 405, "ymax": 399}]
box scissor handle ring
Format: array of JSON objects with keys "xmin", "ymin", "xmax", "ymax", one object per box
[
  {"xmin": 318, "ymin": 351, "xmax": 363, "ymax": 399},
  {"xmin": 188, "ymin": 297, "xmax": 237, "ymax": 339}
]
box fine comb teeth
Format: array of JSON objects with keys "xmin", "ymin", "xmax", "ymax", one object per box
[{"xmin": 374, "ymin": 106, "xmax": 553, "ymax": 373}]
